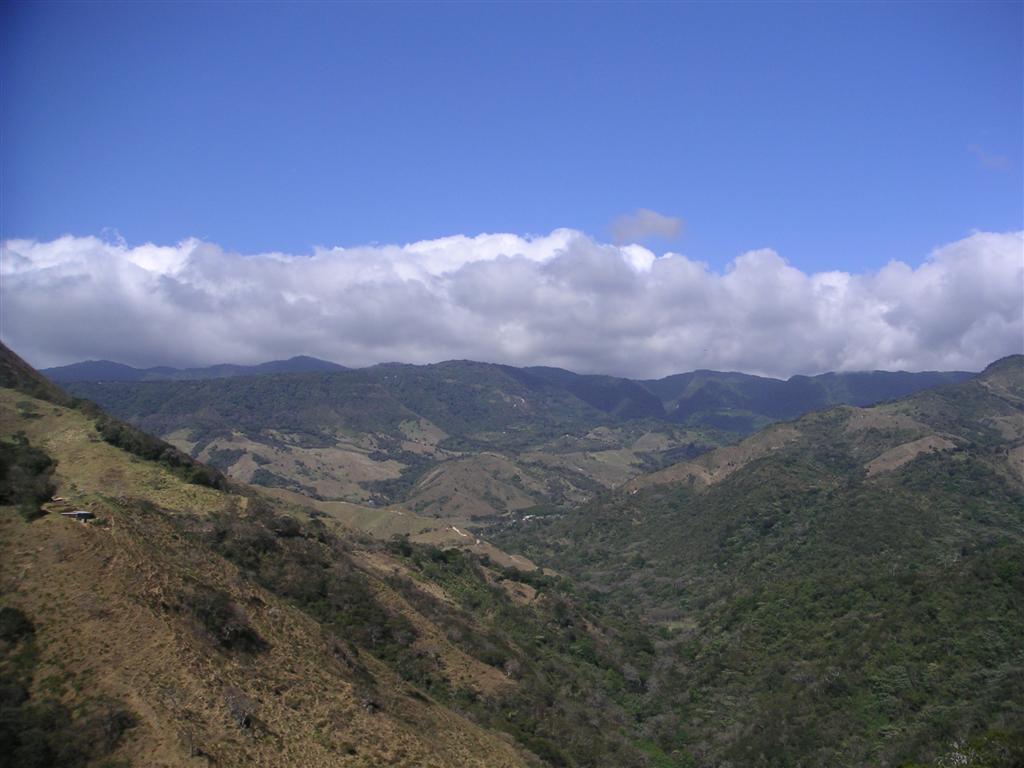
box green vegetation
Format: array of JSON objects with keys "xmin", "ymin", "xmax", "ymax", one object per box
[
  {"xmin": 2, "ymin": 341, "xmax": 1019, "ymax": 766},
  {"xmin": 0, "ymin": 606, "xmax": 136, "ymax": 768},
  {"xmin": 0, "ymin": 433, "xmax": 57, "ymax": 521},
  {"xmin": 59, "ymin": 358, "xmax": 968, "ymax": 515},
  {"xmin": 493, "ymin": 359, "xmax": 1024, "ymax": 767},
  {"xmin": 641, "ymin": 368, "xmax": 973, "ymax": 428},
  {"xmin": 380, "ymin": 538, "xmax": 657, "ymax": 766},
  {"xmin": 197, "ymin": 494, "xmax": 658, "ymax": 766},
  {"xmin": 93, "ymin": 413, "xmax": 227, "ymax": 490}
]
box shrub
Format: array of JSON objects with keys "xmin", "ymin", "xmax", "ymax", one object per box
[
  {"xmin": 93, "ymin": 415, "xmax": 227, "ymax": 490},
  {"xmin": 0, "ymin": 606, "xmax": 34, "ymax": 643},
  {"xmin": 181, "ymin": 585, "xmax": 268, "ymax": 653},
  {"xmin": 0, "ymin": 434, "xmax": 56, "ymax": 521},
  {"xmin": 0, "ymin": 606, "xmax": 134, "ymax": 768}
]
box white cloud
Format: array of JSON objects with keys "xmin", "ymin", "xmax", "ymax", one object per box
[
  {"xmin": 610, "ymin": 209, "xmax": 683, "ymax": 243},
  {"xmin": 1, "ymin": 229, "xmax": 1021, "ymax": 378}
]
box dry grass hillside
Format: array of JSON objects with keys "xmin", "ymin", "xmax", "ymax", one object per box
[
  {"xmin": 1, "ymin": 340, "xmax": 664, "ymax": 768},
  {"xmin": 628, "ymin": 356, "xmax": 1023, "ymax": 493},
  {"xmin": 0, "ymin": 388, "xmax": 532, "ymax": 767}
]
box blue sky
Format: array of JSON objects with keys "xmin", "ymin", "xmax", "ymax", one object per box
[{"xmin": 3, "ymin": 2, "xmax": 1021, "ymax": 274}]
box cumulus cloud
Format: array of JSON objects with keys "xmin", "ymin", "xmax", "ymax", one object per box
[
  {"xmin": 1, "ymin": 229, "xmax": 1021, "ymax": 379},
  {"xmin": 610, "ymin": 209, "xmax": 683, "ymax": 243}
]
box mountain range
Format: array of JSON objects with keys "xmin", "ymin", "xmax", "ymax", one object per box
[
  {"xmin": 0, "ymin": 342, "xmax": 665, "ymax": 767},
  {"xmin": 42, "ymin": 356, "xmax": 972, "ymax": 428},
  {"xmin": 53, "ymin": 358, "xmax": 973, "ymax": 528},
  {"xmin": 41, "ymin": 355, "xmax": 347, "ymax": 383},
  {"xmin": 494, "ymin": 354, "xmax": 1024, "ymax": 766},
  {"xmin": 2, "ymin": 341, "xmax": 1021, "ymax": 767}
]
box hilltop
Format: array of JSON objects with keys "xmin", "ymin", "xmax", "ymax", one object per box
[{"xmin": 42, "ymin": 355, "xmax": 347, "ymax": 383}]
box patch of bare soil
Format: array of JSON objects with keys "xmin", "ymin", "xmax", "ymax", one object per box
[
  {"xmin": 627, "ymin": 423, "xmax": 801, "ymax": 491},
  {"xmin": 865, "ymin": 436, "xmax": 956, "ymax": 477}
]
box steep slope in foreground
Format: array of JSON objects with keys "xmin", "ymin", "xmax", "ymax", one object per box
[
  {"xmin": 0, "ymin": 344, "xmax": 666, "ymax": 768},
  {"xmin": 494, "ymin": 356, "xmax": 1024, "ymax": 768}
]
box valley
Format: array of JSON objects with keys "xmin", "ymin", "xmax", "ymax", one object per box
[
  {"xmin": 56, "ymin": 359, "xmax": 971, "ymax": 540},
  {"xmin": 7, "ymin": 5, "xmax": 1021, "ymax": 767},
  {"xmin": 2, "ymin": 342, "xmax": 1021, "ymax": 767},
  {"xmin": 492, "ymin": 355, "xmax": 1024, "ymax": 766},
  {"xmin": 0, "ymin": 344, "xmax": 664, "ymax": 767}
]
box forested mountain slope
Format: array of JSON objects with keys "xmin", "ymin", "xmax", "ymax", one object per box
[
  {"xmin": 58, "ymin": 359, "xmax": 973, "ymax": 523},
  {"xmin": 493, "ymin": 356, "xmax": 1024, "ymax": 767}
]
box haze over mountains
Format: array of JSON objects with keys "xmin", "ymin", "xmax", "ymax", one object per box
[{"xmin": 42, "ymin": 355, "xmax": 347, "ymax": 383}]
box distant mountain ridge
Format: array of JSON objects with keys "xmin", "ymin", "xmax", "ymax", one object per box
[
  {"xmin": 640, "ymin": 367, "xmax": 976, "ymax": 431},
  {"xmin": 41, "ymin": 355, "xmax": 347, "ymax": 382},
  {"xmin": 55, "ymin": 355, "xmax": 978, "ymax": 517},
  {"xmin": 43, "ymin": 355, "xmax": 973, "ymax": 425}
]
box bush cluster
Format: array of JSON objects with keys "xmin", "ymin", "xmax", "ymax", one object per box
[
  {"xmin": 0, "ymin": 433, "xmax": 57, "ymax": 521},
  {"xmin": 0, "ymin": 606, "xmax": 136, "ymax": 767},
  {"xmin": 179, "ymin": 585, "xmax": 268, "ymax": 654},
  {"xmin": 94, "ymin": 415, "xmax": 226, "ymax": 489}
]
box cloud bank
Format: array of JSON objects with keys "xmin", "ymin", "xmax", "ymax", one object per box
[{"xmin": 2, "ymin": 229, "xmax": 1021, "ymax": 379}]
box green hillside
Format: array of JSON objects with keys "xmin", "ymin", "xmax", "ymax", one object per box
[
  {"xmin": 641, "ymin": 368, "xmax": 973, "ymax": 433},
  {"xmin": 493, "ymin": 356, "xmax": 1024, "ymax": 767},
  {"xmin": 59, "ymin": 360, "xmax": 972, "ymax": 520}
]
